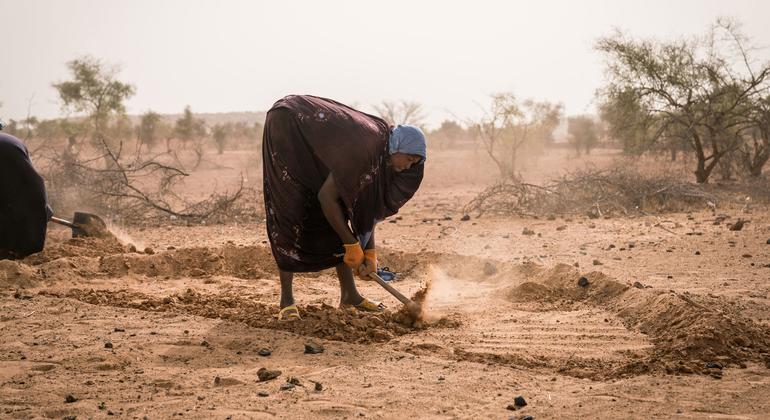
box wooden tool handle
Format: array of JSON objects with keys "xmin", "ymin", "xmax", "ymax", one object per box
[
  {"xmin": 369, "ymin": 272, "xmax": 415, "ymax": 306},
  {"xmin": 50, "ymin": 216, "xmax": 77, "ymax": 229}
]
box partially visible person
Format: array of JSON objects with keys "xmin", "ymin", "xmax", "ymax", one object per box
[{"xmin": 0, "ymin": 131, "xmax": 53, "ymax": 259}]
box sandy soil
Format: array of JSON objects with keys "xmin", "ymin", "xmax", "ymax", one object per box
[{"xmin": 2, "ymin": 147, "xmax": 770, "ymax": 419}]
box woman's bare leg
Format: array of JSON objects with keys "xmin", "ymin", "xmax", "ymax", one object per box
[
  {"xmin": 279, "ymin": 269, "xmax": 295, "ymax": 308},
  {"xmin": 336, "ymin": 263, "xmax": 364, "ymax": 306}
]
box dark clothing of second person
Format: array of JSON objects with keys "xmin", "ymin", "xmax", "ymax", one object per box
[
  {"xmin": 0, "ymin": 133, "xmax": 52, "ymax": 258},
  {"xmin": 262, "ymin": 95, "xmax": 423, "ymax": 272}
]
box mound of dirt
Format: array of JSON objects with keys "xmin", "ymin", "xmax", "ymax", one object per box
[
  {"xmin": 506, "ymin": 263, "xmax": 770, "ymax": 376},
  {"xmin": 0, "ymin": 260, "xmax": 40, "ymax": 288},
  {"xmin": 46, "ymin": 288, "xmax": 460, "ymax": 344},
  {"xmin": 99, "ymin": 245, "xmax": 283, "ymax": 279},
  {"xmin": 23, "ymin": 236, "xmax": 126, "ymax": 265}
]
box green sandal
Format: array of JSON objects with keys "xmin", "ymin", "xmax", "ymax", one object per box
[{"xmin": 277, "ymin": 305, "xmax": 301, "ymax": 322}]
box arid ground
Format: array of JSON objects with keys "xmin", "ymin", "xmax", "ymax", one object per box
[{"xmin": 2, "ymin": 147, "xmax": 770, "ymax": 419}]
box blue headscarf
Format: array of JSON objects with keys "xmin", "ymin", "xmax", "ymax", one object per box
[{"xmin": 389, "ymin": 124, "xmax": 426, "ymax": 162}]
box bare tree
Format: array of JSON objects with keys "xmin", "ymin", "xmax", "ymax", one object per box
[
  {"xmin": 472, "ymin": 93, "xmax": 562, "ymax": 179},
  {"xmin": 374, "ymin": 100, "xmax": 427, "ymax": 127}
]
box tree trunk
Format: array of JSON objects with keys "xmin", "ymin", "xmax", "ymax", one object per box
[{"xmin": 694, "ymin": 156, "xmax": 710, "ymax": 183}]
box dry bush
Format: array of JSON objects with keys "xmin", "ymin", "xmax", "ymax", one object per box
[
  {"xmin": 464, "ymin": 167, "xmax": 718, "ymax": 217},
  {"xmin": 37, "ymin": 136, "xmax": 261, "ymax": 226}
]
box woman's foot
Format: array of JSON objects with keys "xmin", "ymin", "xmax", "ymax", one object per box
[
  {"xmin": 341, "ymin": 297, "xmax": 386, "ymax": 312},
  {"xmin": 277, "ymin": 305, "xmax": 301, "ymax": 322}
]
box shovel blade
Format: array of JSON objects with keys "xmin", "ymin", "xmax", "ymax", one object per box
[{"xmin": 71, "ymin": 212, "xmax": 109, "ymax": 238}]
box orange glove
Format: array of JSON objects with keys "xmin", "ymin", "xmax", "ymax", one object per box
[
  {"xmin": 358, "ymin": 249, "xmax": 377, "ymax": 280},
  {"xmin": 343, "ymin": 241, "xmax": 365, "ymax": 269}
]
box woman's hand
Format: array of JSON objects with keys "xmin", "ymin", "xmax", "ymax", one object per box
[
  {"xmin": 357, "ymin": 249, "xmax": 377, "ymax": 280},
  {"xmin": 343, "ymin": 241, "xmax": 365, "ymax": 269}
]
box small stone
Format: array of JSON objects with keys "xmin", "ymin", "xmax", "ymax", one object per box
[
  {"xmin": 483, "ymin": 262, "xmax": 497, "ymax": 276},
  {"xmin": 632, "ymin": 281, "xmax": 645, "ymax": 289},
  {"xmin": 65, "ymin": 394, "xmax": 78, "ymax": 403},
  {"xmin": 257, "ymin": 368, "xmax": 282, "ymax": 382},
  {"xmin": 214, "ymin": 376, "xmax": 222, "ymax": 385},
  {"xmin": 258, "ymin": 348, "xmax": 272, "ymax": 357},
  {"xmin": 592, "ymin": 259, "xmax": 602, "ymax": 266},
  {"xmin": 438, "ymin": 375, "xmax": 445, "ymax": 381},
  {"xmin": 104, "ymin": 342, "xmax": 113, "ymax": 349},
  {"xmin": 201, "ymin": 340, "xmax": 210, "ymax": 347},
  {"xmin": 766, "ymin": 238, "xmax": 770, "ymax": 244},
  {"xmin": 513, "ymin": 396, "xmax": 527, "ymax": 407},
  {"xmin": 460, "ymin": 214, "xmax": 470, "ymax": 221},
  {"xmin": 113, "ymin": 327, "xmax": 125, "ymax": 332},
  {"xmin": 287, "ymin": 377, "xmax": 301, "ymax": 386},
  {"xmin": 128, "ymin": 244, "xmax": 137, "ymax": 252},
  {"xmin": 304, "ymin": 341, "xmax": 324, "ymax": 354},
  {"xmin": 63, "ymin": 416, "xmax": 77, "ymax": 420},
  {"xmin": 521, "ymin": 416, "xmax": 534, "ymax": 420},
  {"xmin": 197, "ymin": 396, "xmax": 205, "ymax": 401},
  {"xmin": 742, "ymin": 254, "xmax": 752, "ymax": 258},
  {"xmin": 144, "ymin": 247, "xmax": 155, "ymax": 255},
  {"xmin": 257, "ymin": 391, "xmax": 269, "ymax": 397},
  {"xmin": 522, "ymin": 228, "xmax": 535, "ymax": 236},
  {"xmin": 314, "ymin": 382, "xmax": 323, "ymax": 391},
  {"xmin": 577, "ymin": 277, "xmax": 590, "ymax": 287},
  {"xmin": 556, "ymin": 225, "xmax": 566, "ymax": 231},
  {"xmin": 280, "ymin": 382, "xmax": 295, "ymax": 391},
  {"xmin": 729, "ymin": 219, "xmax": 747, "ymax": 231},
  {"xmin": 695, "ymin": 251, "xmax": 701, "ymax": 255},
  {"xmin": 706, "ymin": 362, "xmax": 723, "ymax": 369}
]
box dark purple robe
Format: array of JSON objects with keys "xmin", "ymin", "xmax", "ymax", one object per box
[{"xmin": 262, "ymin": 95, "xmax": 423, "ymax": 272}]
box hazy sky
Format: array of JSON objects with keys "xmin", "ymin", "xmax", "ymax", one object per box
[{"xmin": 1, "ymin": 0, "xmax": 768, "ymax": 127}]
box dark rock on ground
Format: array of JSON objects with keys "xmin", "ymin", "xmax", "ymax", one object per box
[
  {"xmin": 104, "ymin": 342, "xmax": 113, "ymax": 349},
  {"xmin": 65, "ymin": 394, "xmax": 78, "ymax": 403},
  {"xmin": 460, "ymin": 214, "xmax": 470, "ymax": 221},
  {"xmin": 305, "ymin": 341, "xmax": 324, "ymax": 354},
  {"xmin": 729, "ymin": 219, "xmax": 747, "ymax": 231},
  {"xmin": 258, "ymin": 391, "xmax": 269, "ymax": 397},
  {"xmin": 280, "ymin": 382, "xmax": 295, "ymax": 391},
  {"xmin": 257, "ymin": 368, "xmax": 282, "ymax": 382},
  {"xmin": 506, "ymin": 395, "xmax": 528, "ymax": 410},
  {"xmin": 258, "ymin": 348, "xmax": 272, "ymax": 357},
  {"xmin": 577, "ymin": 277, "xmax": 590, "ymax": 287},
  {"xmin": 483, "ymin": 262, "xmax": 497, "ymax": 276},
  {"xmin": 314, "ymin": 381, "xmax": 323, "ymax": 391}
]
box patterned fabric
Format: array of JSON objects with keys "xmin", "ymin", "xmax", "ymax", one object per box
[
  {"xmin": 0, "ymin": 133, "xmax": 52, "ymax": 258},
  {"xmin": 262, "ymin": 95, "xmax": 423, "ymax": 272}
]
